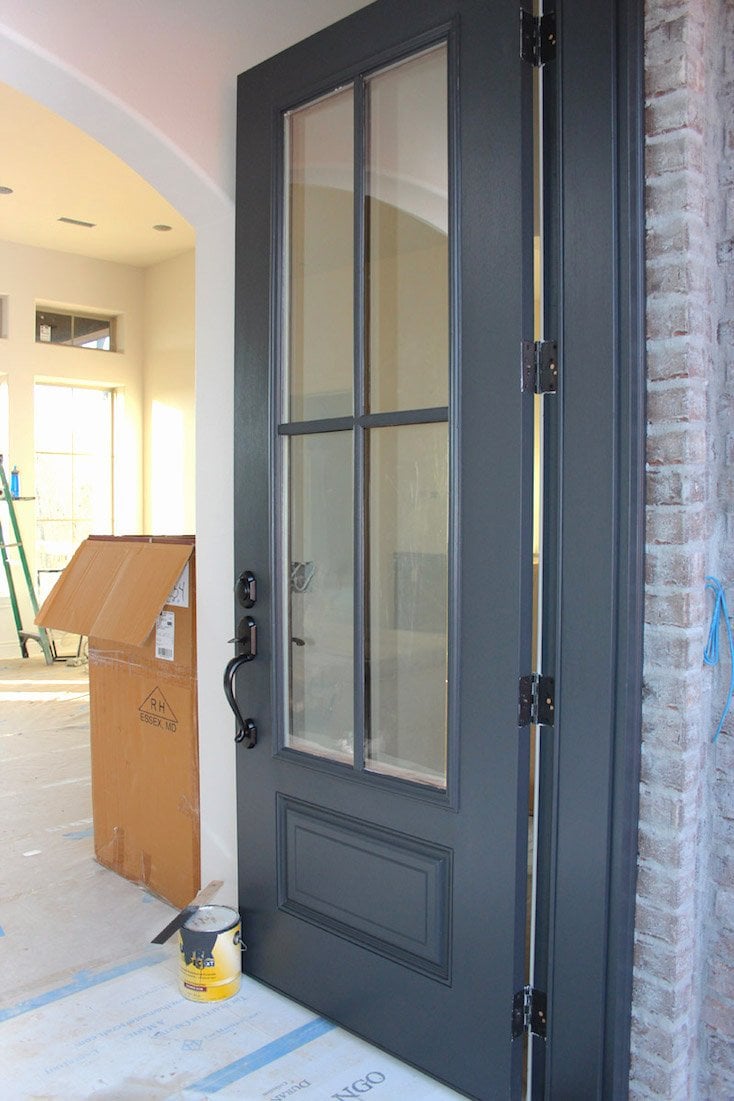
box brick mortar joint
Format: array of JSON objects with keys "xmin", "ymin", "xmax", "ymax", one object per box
[
  {"xmin": 638, "ymin": 814, "xmax": 704, "ymax": 836},
  {"xmin": 645, "ymin": 251, "xmax": 714, "ymax": 272},
  {"xmin": 647, "ymin": 375, "xmax": 708, "ymax": 388},
  {"xmin": 646, "ymin": 329, "xmax": 710, "ymax": 345},
  {"xmin": 645, "ymin": 464, "xmax": 709, "ymax": 475},
  {"xmin": 630, "ymin": 1051, "xmax": 697, "ymax": 1074},
  {"xmin": 643, "ymin": 621, "xmax": 706, "ymax": 635},
  {"xmin": 641, "ymin": 680, "xmax": 705, "ymax": 694},
  {"xmin": 646, "ymin": 127, "xmax": 706, "ymax": 150},
  {"xmin": 629, "ymin": 1013, "xmax": 699, "ymax": 1050},
  {"xmin": 633, "ymin": 957, "xmax": 700, "ymax": 983},
  {"xmin": 630, "ymin": 1044, "xmax": 698, "ymax": 1073},
  {"xmin": 646, "ymin": 428, "xmax": 709, "ymax": 443}
]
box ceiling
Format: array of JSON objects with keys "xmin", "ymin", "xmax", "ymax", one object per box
[{"xmin": 0, "ymin": 82, "xmax": 195, "ymax": 269}]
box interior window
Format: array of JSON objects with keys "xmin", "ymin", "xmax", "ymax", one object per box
[
  {"xmin": 36, "ymin": 309, "xmax": 114, "ymax": 351},
  {"xmin": 34, "ymin": 383, "xmax": 114, "ymax": 598}
]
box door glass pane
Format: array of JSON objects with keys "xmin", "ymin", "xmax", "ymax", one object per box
[
  {"xmin": 367, "ymin": 45, "xmax": 448, "ymax": 413},
  {"xmin": 285, "ymin": 88, "xmax": 354, "ymax": 422},
  {"xmin": 285, "ymin": 431, "xmax": 354, "ymax": 761},
  {"xmin": 367, "ymin": 422, "xmax": 448, "ymax": 786}
]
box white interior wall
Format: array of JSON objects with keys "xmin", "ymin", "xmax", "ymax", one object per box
[
  {"xmin": 0, "ymin": 0, "xmax": 371, "ymax": 906},
  {"xmin": 0, "ymin": 237, "xmax": 198, "ymax": 658},
  {"xmin": 143, "ymin": 249, "xmax": 196, "ymax": 535},
  {"xmin": 0, "ymin": 238, "xmax": 145, "ymax": 656}
]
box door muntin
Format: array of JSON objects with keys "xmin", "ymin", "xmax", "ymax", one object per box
[{"xmin": 276, "ymin": 38, "xmax": 454, "ymax": 796}]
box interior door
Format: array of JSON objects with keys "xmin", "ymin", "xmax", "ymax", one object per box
[{"xmin": 233, "ymin": 2, "xmax": 533, "ymax": 1097}]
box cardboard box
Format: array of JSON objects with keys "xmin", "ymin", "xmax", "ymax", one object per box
[{"xmin": 36, "ymin": 535, "xmax": 200, "ymax": 908}]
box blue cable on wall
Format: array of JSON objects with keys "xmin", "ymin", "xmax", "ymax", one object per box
[{"xmin": 704, "ymin": 576, "xmax": 734, "ymax": 743}]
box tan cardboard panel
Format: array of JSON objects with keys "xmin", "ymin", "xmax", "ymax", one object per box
[
  {"xmin": 90, "ymin": 657, "xmax": 200, "ymax": 907},
  {"xmin": 35, "ymin": 539, "xmax": 131, "ymax": 637},
  {"xmin": 92, "ymin": 542, "xmax": 193, "ymax": 646},
  {"xmin": 36, "ymin": 538, "xmax": 194, "ymax": 646}
]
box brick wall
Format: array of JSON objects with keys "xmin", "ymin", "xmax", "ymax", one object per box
[
  {"xmin": 633, "ymin": 0, "xmax": 734, "ymax": 1096},
  {"xmin": 699, "ymin": 0, "xmax": 734, "ymax": 1093}
]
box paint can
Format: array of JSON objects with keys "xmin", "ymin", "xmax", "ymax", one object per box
[{"xmin": 178, "ymin": 905, "xmax": 243, "ymax": 1002}]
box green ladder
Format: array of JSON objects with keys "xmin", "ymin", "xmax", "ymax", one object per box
[{"xmin": 0, "ymin": 456, "xmax": 53, "ymax": 664}]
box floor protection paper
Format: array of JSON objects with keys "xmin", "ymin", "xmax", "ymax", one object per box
[{"xmin": 1, "ymin": 952, "xmax": 464, "ymax": 1100}]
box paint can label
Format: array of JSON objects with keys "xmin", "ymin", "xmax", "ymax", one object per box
[{"xmin": 178, "ymin": 905, "xmax": 242, "ymax": 1002}]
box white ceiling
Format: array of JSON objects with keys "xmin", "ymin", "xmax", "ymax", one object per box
[{"xmin": 0, "ymin": 82, "xmax": 196, "ymax": 269}]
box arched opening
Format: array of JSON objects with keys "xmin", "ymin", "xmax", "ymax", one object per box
[{"xmin": 0, "ymin": 26, "xmax": 238, "ymax": 924}]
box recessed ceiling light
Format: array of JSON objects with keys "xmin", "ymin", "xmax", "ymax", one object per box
[
  {"xmin": 153, "ymin": 224, "xmax": 172, "ymax": 232},
  {"xmin": 58, "ymin": 216, "xmax": 96, "ymax": 228},
  {"xmin": 0, "ymin": 186, "xmax": 13, "ymax": 195}
]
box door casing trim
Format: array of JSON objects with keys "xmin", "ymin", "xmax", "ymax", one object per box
[{"xmin": 533, "ymin": 0, "xmax": 645, "ymax": 1095}]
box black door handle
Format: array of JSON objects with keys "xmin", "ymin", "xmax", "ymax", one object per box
[{"xmin": 223, "ymin": 615, "xmax": 257, "ymax": 748}]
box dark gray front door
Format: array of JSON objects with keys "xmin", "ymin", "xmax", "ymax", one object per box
[{"xmin": 233, "ymin": 3, "xmax": 533, "ymax": 1097}]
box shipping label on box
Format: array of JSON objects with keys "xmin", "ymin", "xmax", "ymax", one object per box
[{"xmin": 155, "ymin": 610, "xmax": 175, "ymax": 661}]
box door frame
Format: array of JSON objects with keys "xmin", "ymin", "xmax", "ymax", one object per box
[{"xmin": 534, "ymin": 0, "xmax": 645, "ymax": 1095}]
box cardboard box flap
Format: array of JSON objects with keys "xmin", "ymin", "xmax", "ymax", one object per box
[{"xmin": 36, "ymin": 539, "xmax": 194, "ymax": 646}]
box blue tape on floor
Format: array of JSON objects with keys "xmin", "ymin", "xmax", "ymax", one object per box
[
  {"xmin": 187, "ymin": 1017, "xmax": 337, "ymax": 1094},
  {"xmin": 0, "ymin": 926, "xmax": 5, "ymax": 937},
  {"xmin": 0, "ymin": 950, "xmax": 165, "ymax": 1022},
  {"xmin": 63, "ymin": 827, "xmax": 94, "ymax": 840}
]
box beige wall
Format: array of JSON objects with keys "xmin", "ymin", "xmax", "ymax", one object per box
[
  {"xmin": 0, "ymin": 238, "xmax": 195, "ymax": 657},
  {"xmin": 143, "ymin": 249, "xmax": 195, "ymax": 534}
]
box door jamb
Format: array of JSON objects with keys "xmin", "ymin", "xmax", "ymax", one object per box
[{"xmin": 533, "ymin": 0, "xmax": 645, "ymax": 1096}]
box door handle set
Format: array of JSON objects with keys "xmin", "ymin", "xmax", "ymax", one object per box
[
  {"xmin": 236, "ymin": 569, "xmax": 257, "ymax": 609},
  {"xmin": 223, "ymin": 572, "xmax": 259, "ymax": 748}
]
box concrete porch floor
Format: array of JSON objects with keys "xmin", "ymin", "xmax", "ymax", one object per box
[{"xmin": 0, "ymin": 655, "xmax": 465, "ymax": 1100}]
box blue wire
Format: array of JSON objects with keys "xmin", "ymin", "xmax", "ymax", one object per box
[{"xmin": 704, "ymin": 576, "xmax": 734, "ymax": 743}]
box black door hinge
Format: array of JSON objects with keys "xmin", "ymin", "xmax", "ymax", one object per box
[
  {"xmin": 521, "ymin": 340, "xmax": 558, "ymax": 394},
  {"xmin": 520, "ymin": 10, "xmax": 557, "ymax": 68},
  {"xmin": 518, "ymin": 673, "xmax": 555, "ymax": 727},
  {"xmin": 512, "ymin": 985, "xmax": 548, "ymax": 1040}
]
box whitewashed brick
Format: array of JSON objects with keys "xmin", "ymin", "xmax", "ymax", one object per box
[{"xmin": 638, "ymin": 1, "xmax": 734, "ymax": 1095}]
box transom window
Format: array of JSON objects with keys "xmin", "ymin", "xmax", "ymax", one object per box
[{"xmin": 36, "ymin": 308, "xmax": 115, "ymax": 351}]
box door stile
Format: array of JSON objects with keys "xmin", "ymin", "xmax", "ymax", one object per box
[
  {"xmin": 353, "ymin": 72, "xmax": 367, "ymax": 775},
  {"xmin": 512, "ymin": 8, "xmax": 553, "ymax": 1095},
  {"xmin": 446, "ymin": 20, "xmax": 462, "ymax": 808},
  {"xmin": 272, "ymin": 99, "xmax": 289, "ymax": 759},
  {"xmin": 517, "ymin": 74, "xmax": 539, "ymax": 1101},
  {"xmin": 528, "ymin": 41, "xmax": 555, "ymax": 1100}
]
